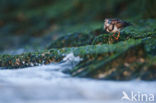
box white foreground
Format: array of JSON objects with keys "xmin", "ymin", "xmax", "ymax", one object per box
[{"xmin": 0, "ymin": 53, "xmax": 155, "ymax": 103}]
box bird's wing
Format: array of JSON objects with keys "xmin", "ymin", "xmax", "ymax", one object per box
[
  {"xmin": 110, "ymin": 19, "xmax": 118, "ymax": 25},
  {"xmin": 116, "ymin": 22, "xmax": 124, "ymax": 28}
]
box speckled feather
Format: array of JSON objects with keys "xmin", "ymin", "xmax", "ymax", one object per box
[{"xmin": 104, "ymin": 18, "xmax": 130, "ymax": 33}]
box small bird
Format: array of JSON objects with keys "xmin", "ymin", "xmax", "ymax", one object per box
[{"xmin": 104, "ymin": 18, "xmax": 131, "ymax": 40}]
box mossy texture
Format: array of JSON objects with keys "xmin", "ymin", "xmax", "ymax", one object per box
[{"xmin": 0, "ymin": 0, "xmax": 156, "ymax": 80}]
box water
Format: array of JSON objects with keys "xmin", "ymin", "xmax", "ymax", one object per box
[{"xmin": 0, "ymin": 53, "xmax": 155, "ymax": 103}]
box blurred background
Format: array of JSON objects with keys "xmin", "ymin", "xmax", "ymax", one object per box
[
  {"xmin": 0, "ymin": 1, "xmax": 156, "ymax": 102},
  {"xmin": 0, "ymin": 0, "xmax": 156, "ymax": 53}
]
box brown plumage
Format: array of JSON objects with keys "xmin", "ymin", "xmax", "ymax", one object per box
[{"xmin": 104, "ymin": 18, "xmax": 131, "ymax": 40}]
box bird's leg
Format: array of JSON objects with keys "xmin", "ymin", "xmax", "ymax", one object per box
[
  {"xmin": 113, "ymin": 32, "xmax": 120, "ymax": 40},
  {"xmin": 116, "ymin": 32, "xmax": 120, "ymax": 40},
  {"xmin": 112, "ymin": 32, "xmax": 116, "ymax": 38}
]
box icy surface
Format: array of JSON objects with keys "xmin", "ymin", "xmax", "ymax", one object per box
[{"xmin": 0, "ymin": 53, "xmax": 155, "ymax": 103}]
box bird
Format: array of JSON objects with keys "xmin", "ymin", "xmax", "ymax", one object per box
[{"xmin": 104, "ymin": 18, "xmax": 131, "ymax": 40}]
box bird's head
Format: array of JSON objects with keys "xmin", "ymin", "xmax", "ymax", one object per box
[
  {"xmin": 104, "ymin": 18, "xmax": 111, "ymax": 28},
  {"xmin": 104, "ymin": 18, "xmax": 109, "ymax": 24}
]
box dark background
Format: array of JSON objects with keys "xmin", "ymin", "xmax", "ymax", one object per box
[{"xmin": 0, "ymin": 0, "xmax": 155, "ymax": 53}]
